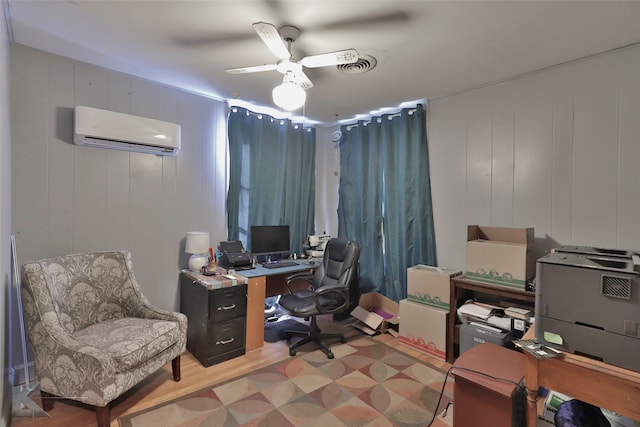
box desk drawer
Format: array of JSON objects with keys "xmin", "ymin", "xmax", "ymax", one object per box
[
  {"xmin": 207, "ymin": 317, "xmax": 245, "ymax": 357},
  {"xmin": 209, "ymin": 284, "xmax": 247, "ymax": 323}
]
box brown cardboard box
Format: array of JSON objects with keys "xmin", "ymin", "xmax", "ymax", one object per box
[
  {"xmin": 398, "ymin": 299, "xmax": 448, "ymax": 361},
  {"xmin": 407, "ymin": 264, "xmax": 461, "ymax": 310},
  {"xmin": 466, "ymin": 225, "xmax": 535, "ymax": 290},
  {"xmin": 351, "ymin": 292, "xmax": 399, "ymax": 336}
]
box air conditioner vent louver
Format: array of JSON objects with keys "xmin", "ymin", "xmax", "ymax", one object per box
[
  {"xmin": 601, "ymin": 275, "xmax": 632, "ymax": 299},
  {"xmin": 73, "ymin": 106, "xmax": 181, "ymax": 156},
  {"xmin": 337, "ymin": 54, "xmax": 377, "ymax": 74}
]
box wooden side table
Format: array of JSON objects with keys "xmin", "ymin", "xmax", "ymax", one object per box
[{"xmin": 448, "ymin": 275, "xmax": 535, "ymax": 363}]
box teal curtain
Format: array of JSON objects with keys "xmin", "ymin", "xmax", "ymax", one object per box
[
  {"xmin": 337, "ymin": 104, "xmax": 436, "ymax": 301},
  {"xmin": 227, "ymin": 107, "xmax": 316, "ymax": 255}
]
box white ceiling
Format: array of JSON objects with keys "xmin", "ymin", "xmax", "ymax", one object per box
[{"xmin": 7, "ymin": 0, "xmax": 640, "ymax": 125}]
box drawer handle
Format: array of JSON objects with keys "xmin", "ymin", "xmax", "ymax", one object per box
[
  {"xmin": 216, "ymin": 338, "xmax": 235, "ymax": 345},
  {"xmin": 218, "ymin": 304, "xmax": 236, "ymax": 311}
]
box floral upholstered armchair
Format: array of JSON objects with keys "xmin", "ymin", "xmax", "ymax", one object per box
[{"xmin": 20, "ymin": 251, "xmax": 187, "ymax": 427}]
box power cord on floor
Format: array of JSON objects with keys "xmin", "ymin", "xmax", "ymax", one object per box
[{"xmin": 425, "ymin": 366, "xmax": 454, "ymax": 427}]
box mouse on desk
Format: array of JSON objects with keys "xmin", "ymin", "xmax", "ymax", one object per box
[{"xmin": 307, "ymin": 260, "xmax": 316, "ymax": 265}]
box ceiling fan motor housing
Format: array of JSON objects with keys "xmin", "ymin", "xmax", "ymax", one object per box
[{"xmin": 279, "ymin": 25, "xmax": 301, "ymax": 43}]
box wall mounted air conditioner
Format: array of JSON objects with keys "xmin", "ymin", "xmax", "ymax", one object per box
[{"xmin": 74, "ymin": 106, "xmax": 181, "ymax": 156}]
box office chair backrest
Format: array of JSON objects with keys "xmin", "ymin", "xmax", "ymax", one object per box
[{"xmin": 313, "ymin": 238, "xmax": 360, "ymax": 293}]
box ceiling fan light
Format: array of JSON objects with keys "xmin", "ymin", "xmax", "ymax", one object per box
[{"xmin": 272, "ymin": 81, "xmax": 306, "ymax": 111}]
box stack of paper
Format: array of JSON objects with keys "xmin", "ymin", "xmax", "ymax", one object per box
[{"xmin": 457, "ymin": 301, "xmax": 499, "ymax": 323}]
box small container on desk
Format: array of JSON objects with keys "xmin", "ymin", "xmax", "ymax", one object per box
[{"xmin": 180, "ymin": 269, "xmax": 248, "ymax": 367}]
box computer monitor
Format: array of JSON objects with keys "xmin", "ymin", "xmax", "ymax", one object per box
[{"xmin": 250, "ymin": 225, "xmax": 290, "ymax": 259}]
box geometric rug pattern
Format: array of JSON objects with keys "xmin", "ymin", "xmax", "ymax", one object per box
[{"xmin": 118, "ymin": 336, "xmax": 454, "ymax": 427}]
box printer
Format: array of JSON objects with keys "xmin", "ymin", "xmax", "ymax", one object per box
[
  {"xmin": 217, "ymin": 240, "xmax": 253, "ymax": 270},
  {"xmin": 535, "ymin": 247, "xmax": 640, "ymax": 372}
]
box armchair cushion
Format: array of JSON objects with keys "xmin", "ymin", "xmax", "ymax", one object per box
[{"xmin": 73, "ymin": 317, "xmax": 182, "ymax": 372}]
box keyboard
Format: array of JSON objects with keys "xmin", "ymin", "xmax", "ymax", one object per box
[{"xmin": 262, "ymin": 260, "xmax": 299, "ymax": 269}]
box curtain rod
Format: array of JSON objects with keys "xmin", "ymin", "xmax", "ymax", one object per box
[
  {"xmin": 230, "ymin": 107, "xmax": 313, "ymax": 131},
  {"xmin": 345, "ymin": 108, "xmax": 417, "ymax": 131}
]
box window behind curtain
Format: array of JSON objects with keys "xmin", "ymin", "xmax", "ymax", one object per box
[
  {"xmin": 227, "ymin": 107, "xmax": 316, "ymax": 256},
  {"xmin": 337, "ymin": 104, "xmax": 437, "ymax": 301}
]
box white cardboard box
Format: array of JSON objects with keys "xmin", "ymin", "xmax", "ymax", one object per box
[
  {"xmin": 466, "ymin": 225, "xmax": 535, "ymax": 290},
  {"xmin": 542, "ymin": 390, "xmax": 572, "ymax": 424},
  {"xmin": 398, "ymin": 299, "xmax": 448, "ymax": 361},
  {"xmin": 350, "ymin": 292, "xmax": 399, "ymax": 336},
  {"xmin": 407, "ymin": 264, "xmax": 461, "ymax": 310}
]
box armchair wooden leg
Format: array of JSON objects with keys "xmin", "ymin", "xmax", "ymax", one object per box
[
  {"xmin": 95, "ymin": 405, "xmax": 109, "ymax": 427},
  {"xmin": 172, "ymin": 356, "xmax": 181, "ymax": 381},
  {"xmin": 40, "ymin": 390, "xmax": 55, "ymax": 412}
]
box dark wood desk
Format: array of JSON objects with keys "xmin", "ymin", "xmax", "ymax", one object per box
[{"xmin": 522, "ymin": 328, "xmax": 640, "ymax": 426}]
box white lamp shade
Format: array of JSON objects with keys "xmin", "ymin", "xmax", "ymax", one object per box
[
  {"xmin": 185, "ymin": 231, "xmax": 210, "ymax": 254},
  {"xmin": 186, "ymin": 231, "xmax": 210, "ymax": 272},
  {"xmin": 272, "ymin": 81, "xmax": 306, "ymax": 111}
]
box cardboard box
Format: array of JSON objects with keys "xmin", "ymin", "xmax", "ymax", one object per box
[
  {"xmin": 541, "ymin": 390, "xmax": 572, "ymax": 423},
  {"xmin": 466, "ymin": 225, "xmax": 535, "ymax": 290},
  {"xmin": 398, "ymin": 299, "xmax": 448, "ymax": 361},
  {"xmin": 351, "ymin": 292, "xmax": 399, "ymax": 336},
  {"xmin": 407, "ymin": 264, "xmax": 461, "ymax": 310}
]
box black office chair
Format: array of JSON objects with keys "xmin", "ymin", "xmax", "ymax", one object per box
[{"xmin": 278, "ymin": 238, "xmax": 361, "ymax": 359}]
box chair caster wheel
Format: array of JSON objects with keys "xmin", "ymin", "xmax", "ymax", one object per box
[
  {"xmin": 327, "ymin": 352, "xmax": 334, "ymax": 359},
  {"xmin": 289, "ymin": 348, "xmax": 297, "ymax": 357}
]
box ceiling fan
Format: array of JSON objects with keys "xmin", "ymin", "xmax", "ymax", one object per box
[{"xmin": 226, "ymin": 22, "xmax": 359, "ymax": 110}]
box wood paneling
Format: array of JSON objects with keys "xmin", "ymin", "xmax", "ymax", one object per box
[
  {"xmin": 430, "ymin": 44, "xmax": 640, "ymax": 272},
  {"xmin": 10, "ymin": 44, "xmax": 228, "ymax": 369},
  {"xmin": 571, "ymin": 53, "xmax": 621, "ymax": 247}
]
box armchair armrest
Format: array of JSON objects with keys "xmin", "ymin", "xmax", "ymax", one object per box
[{"xmin": 135, "ymin": 295, "xmax": 186, "ymax": 323}]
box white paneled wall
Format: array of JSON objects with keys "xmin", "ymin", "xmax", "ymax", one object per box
[
  {"xmin": 429, "ymin": 45, "xmax": 640, "ymax": 272},
  {"xmin": 10, "ymin": 45, "xmax": 228, "ymax": 363}
]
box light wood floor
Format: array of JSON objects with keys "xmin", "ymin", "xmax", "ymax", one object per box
[{"xmin": 11, "ymin": 320, "xmax": 451, "ymax": 427}]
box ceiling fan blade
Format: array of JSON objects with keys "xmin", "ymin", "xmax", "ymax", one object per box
[
  {"xmin": 252, "ymin": 21, "xmax": 291, "ymax": 60},
  {"xmin": 226, "ymin": 64, "xmax": 277, "ymax": 74},
  {"xmin": 292, "ymin": 70, "xmax": 314, "ymax": 90},
  {"xmin": 299, "ymin": 49, "xmax": 359, "ymax": 68}
]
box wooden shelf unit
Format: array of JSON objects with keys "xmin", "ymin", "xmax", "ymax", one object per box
[{"xmin": 447, "ymin": 275, "xmax": 535, "ymax": 363}]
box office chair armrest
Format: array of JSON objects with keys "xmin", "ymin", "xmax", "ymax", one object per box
[
  {"xmin": 314, "ymin": 284, "xmax": 350, "ymax": 314},
  {"xmin": 285, "ymin": 272, "xmax": 314, "ymax": 294}
]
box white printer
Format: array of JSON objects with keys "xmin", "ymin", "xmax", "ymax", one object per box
[{"xmin": 535, "ymin": 246, "xmax": 640, "ymax": 372}]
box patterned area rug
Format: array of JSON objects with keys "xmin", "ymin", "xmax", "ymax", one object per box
[{"xmin": 118, "ymin": 337, "xmax": 454, "ymax": 427}]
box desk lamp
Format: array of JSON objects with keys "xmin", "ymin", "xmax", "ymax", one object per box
[{"xmin": 185, "ymin": 231, "xmax": 210, "ymax": 272}]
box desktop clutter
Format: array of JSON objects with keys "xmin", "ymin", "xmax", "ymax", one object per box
[
  {"xmin": 456, "ymin": 226, "xmax": 640, "ymax": 426},
  {"xmin": 208, "ymin": 233, "xmax": 332, "ymax": 273},
  {"xmin": 217, "ymin": 240, "xmax": 253, "ymax": 270},
  {"xmin": 302, "ymin": 234, "xmax": 331, "ymax": 257}
]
